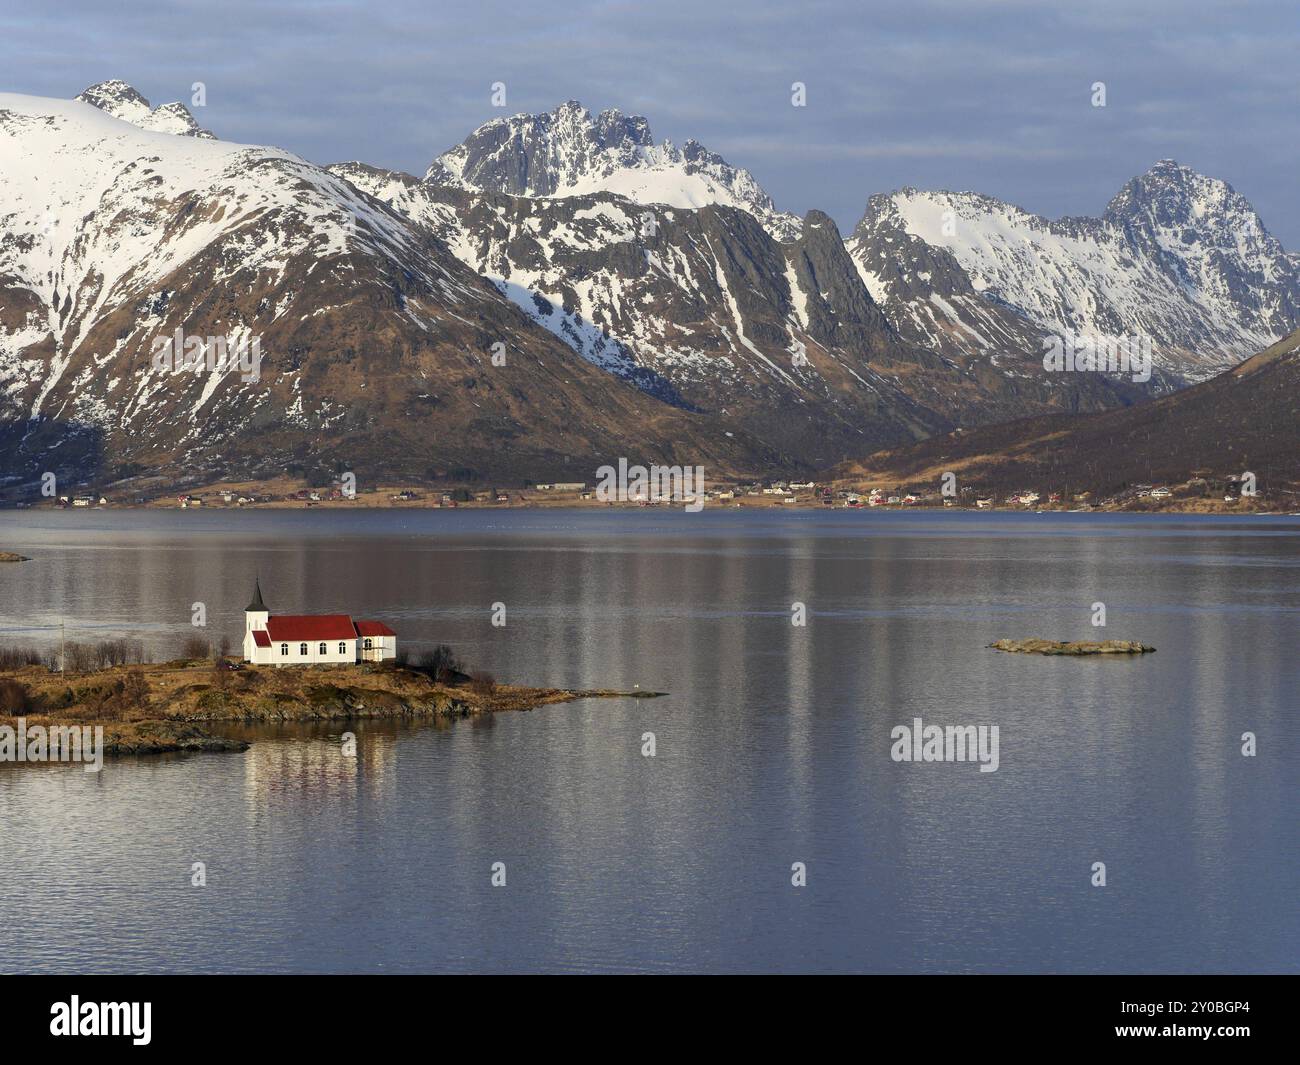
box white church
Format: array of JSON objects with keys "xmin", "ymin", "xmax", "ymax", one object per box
[{"xmin": 242, "ymin": 578, "xmax": 398, "ymax": 666}]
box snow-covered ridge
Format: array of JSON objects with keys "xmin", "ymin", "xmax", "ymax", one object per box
[
  {"xmin": 425, "ymin": 100, "xmax": 802, "ymax": 242},
  {"xmin": 426, "ymin": 101, "xmax": 1299, "ymax": 385},
  {"xmin": 0, "ymin": 92, "xmax": 448, "ymax": 319}
]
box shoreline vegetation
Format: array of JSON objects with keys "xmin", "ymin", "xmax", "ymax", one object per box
[{"xmin": 0, "ymin": 659, "xmax": 664, "ymax": 758}]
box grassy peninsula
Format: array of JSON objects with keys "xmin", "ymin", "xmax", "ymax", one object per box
[{"xmin": 0, "ymin": 660, "xmax": 662, "ymax": 756}]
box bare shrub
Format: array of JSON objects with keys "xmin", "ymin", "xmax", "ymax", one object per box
[
  {"xmin": 180, "ymin": 634, "xmax": 211, "ymax": 661},
  {"xmin": 121, "ymin": 669, "xmax": 150, "ymax": 711},
  {"xmin": 65, "ymin": 642, "xmax": 96, "ymax": 673},
  {"xmin": 92, "ymin": 639, "xmax": 132, "ymax": 669},
  {"xmin": 417, "ymin": 645, "xmax": 463, "ymax": 684},
  {"xmin": 0, "ymin": 646, "xmax": 42, "ymax": 670},
  {"xmin": 0, "ymin": 678, "xmax": 34, "ymax": 715},
  {"xmin": 76, "ymin": 683, "xmax": 118, "ymax": 720}
]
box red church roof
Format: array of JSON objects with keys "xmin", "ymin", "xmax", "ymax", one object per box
[
  {"xmin": 266, "ymin": 615, "xmax": 359, "ymax": 641},
  {"xmin": 354, "ymin": 620, "xmax": 397, "ymax": 637},
  {"xmin": 252, "ymin": 630, "xmax": 271, "ymax": 648}
]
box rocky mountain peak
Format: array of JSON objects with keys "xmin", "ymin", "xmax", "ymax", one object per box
[
  {"xmin": 1107, "ymin": 159, "xmax": 1223, "ymax": 217},
  {"xmin": 75, "ymin": 79, "xmax": 214, "ymax": 138},
  {"xmin": 423, "ymin": 101, "xmax": 801, "ymax": 241},
  {"xmin": 594, "ymin": 107, "xmax": 653, "ymax": 148},
  {"xmin": 76, "ymin": 79, "xmax": 151, "ymax": 115},
  {"xmin": 1104, "ymin": 159, "xmax": 1270, "ymax": 246}
]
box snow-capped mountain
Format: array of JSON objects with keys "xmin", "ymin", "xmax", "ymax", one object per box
[
  {"xmin": 5, "ymin": 82, "xmax": 1294, "ymax": 491},
  {"xmin": 332, "ymin": 163, "xmax": 1148, "ymax": 464},
  {"xmin": 332, "ymin": 163, "xmax": 943, "ymax": 462},
  {"xmin": 0, "ymin": 86, "xmax": 771, "ymax": 488},
  {"xmin": 75, "ymin": 79, "xmax": 215, "ymax": 138},
  {"xmin": 847, "ymin": 162, "xmax": 1300, "ymax": 383},
  {"xmin": 428, "ymin": 105, "xmax": 1300, "ymax": 386},
  {"xmin": 424, "ymin": 101, "xmax": 803, "ymax": 242}
]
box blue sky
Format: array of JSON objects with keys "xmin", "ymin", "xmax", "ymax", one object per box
[{"xmin": 6, "ymin": 0, "xmax": 1299, "ymax": 244}]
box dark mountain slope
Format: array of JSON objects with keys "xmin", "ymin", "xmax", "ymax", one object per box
[{"xmin": 842, "ymin": 329, "xmax": 1300, "ymax": 501}]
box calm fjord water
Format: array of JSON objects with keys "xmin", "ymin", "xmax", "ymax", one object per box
[{"xmin": 0, "ymin": 508, "xmax": 1295, "ymax": 974}]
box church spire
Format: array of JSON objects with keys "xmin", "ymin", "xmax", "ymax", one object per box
[{"xmin": 246, "ymin": 577, "xmax": 267, "ymax": 612}]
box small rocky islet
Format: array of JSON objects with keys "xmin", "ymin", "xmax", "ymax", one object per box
[{"xmin": 990, "ymin": 639, "xmax": 1156, "ymax": 655}]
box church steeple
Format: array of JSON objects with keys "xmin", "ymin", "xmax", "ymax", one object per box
[{"xmin": 243, "ymin": 577, "xmax": 270, "ymax": 652}]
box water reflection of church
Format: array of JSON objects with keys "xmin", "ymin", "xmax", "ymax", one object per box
[{"xmin": 242, "ymin": 725, "xmax": 400, "ymax": 805}]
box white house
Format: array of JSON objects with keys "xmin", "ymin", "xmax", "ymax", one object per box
[{"xmin": 241, "ymin": 579, "xmax": 398, "ymax": 666}]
